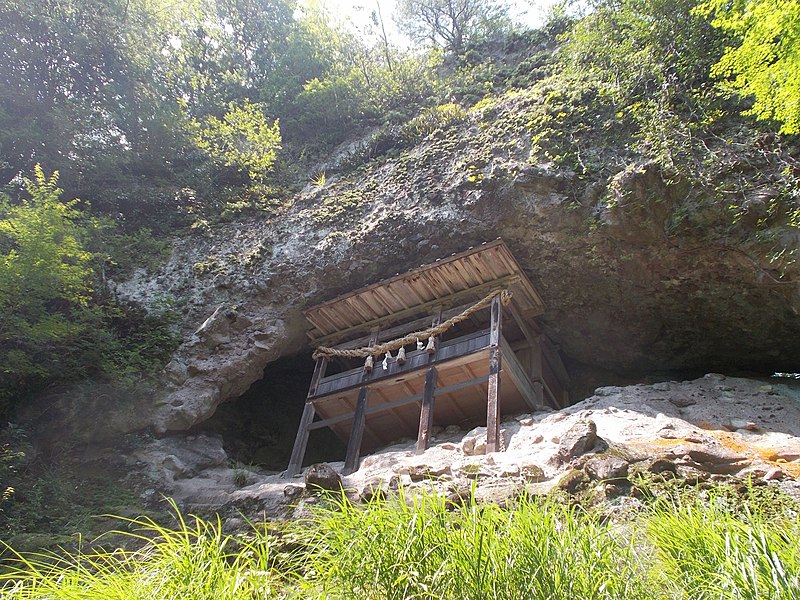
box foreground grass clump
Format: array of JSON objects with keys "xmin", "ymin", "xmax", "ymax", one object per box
[
  {"xmin": 1, "ymin": 488, "xmax": 799, "ymax": 599},
  {"xmin": 649, "ymin": 497, "xmax": 800, "ymax": 599},
  {"xmin": 309, "ymin": 491, "xmax": 649, "ymax": 599},
  {"xmin": 0, "ymin": 508, "xmax": 292, "ymax": 599}
]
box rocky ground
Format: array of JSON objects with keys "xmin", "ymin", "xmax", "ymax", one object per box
[{"xmin": 122, "ymin": 374, "xmax": 800, "ymax": 524}]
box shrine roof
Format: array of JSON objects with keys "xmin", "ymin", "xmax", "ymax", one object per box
[{"xmin": 304, "ymin": 239, "xmax": 545, "ymax": 345}]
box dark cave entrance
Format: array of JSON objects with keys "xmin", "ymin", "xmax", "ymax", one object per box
[{"xmin": 192, "ymin": 352, "xmax": 346, "ymax": 471}]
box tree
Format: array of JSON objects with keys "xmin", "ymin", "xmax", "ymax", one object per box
[
  {"xmin": 194, "ymin": 100, "xmax": 282, "ymax": 182},
  {"xmin": 0, "ymin": 166, "xmax": 93, "ymax": 413},
  {"xmin": 562, "ymin": 0, "xmax": 729, "ymax": 167},
  {"xmin": 394, "ymin": 0, "xmax": 510, "ymax": 54},
  {"xmin": 696, "ymin": 0, "xmax": 800, "ymax": 134}
]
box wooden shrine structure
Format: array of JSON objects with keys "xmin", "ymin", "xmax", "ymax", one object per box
[{"xmin": 286, "ymin": 239, "xmax": 571, "ymax": 476}]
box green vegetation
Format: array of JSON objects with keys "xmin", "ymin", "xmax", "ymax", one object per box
[
  {"xmin": 395, "ymin": 0, "xmax": 511, "ymax": 54},
  {"xmin": 0, "ymin": 167, "xmax": 178, "ymax": 418},
  {"xmin": 0, "ymin": 0, "xmax": 793, "ymax": 417},
  {"xmin": 0, "ymin": 167, "xmax": 93, "ymax": 409},
  {"xmin": 2, "ymin": 489, "xmax": 798, "ymax": 598},
  {"xmin": 697, "ymin": 0, "xmax": 800, "ymax": 134},
  {"xmin": 194, "ymin": 100, "xmax": 282, "ymax": 183},
  {"xmin": 1, "ymin": 0, "xmax": 799, "ymax": 566}
]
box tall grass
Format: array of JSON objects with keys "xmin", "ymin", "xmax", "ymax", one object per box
[
  {"xmin": 0, "ymin": 508, "xmax": 294, "ymax": 599},
  {"xmin": 308, "ymin": 490, "xmax": 652, "ymax": 599},
  {"xmin": 1, "ymin": 488, "xmax": 799, "ymax": 599},
  {"xmin": 647, "ymin": 496, "xmax": 800, "ymax": 599}
]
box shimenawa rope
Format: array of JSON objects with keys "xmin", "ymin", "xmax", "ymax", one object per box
[{"xmin": 312, "ymin": 287, "xmax": 512, "ymax": 361}]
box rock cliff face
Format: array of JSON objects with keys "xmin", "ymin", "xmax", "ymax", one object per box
[
  {"xmin": 17, "ymin": 92, "xmax": 800, "ymax": 518},
  {"xmin": 110, "ymin": 131, "xmax": 799, "ymax": 437},
  {"xmin": 125, "ymin": 375, "xmax": 800, "ymax": 518}
]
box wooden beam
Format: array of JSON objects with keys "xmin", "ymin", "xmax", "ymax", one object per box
[
  {"xmin": 416, "ymin": 308, "xmax": 441, "ymax": 454},
  {"xmin": 416, "ymin": 367, "xmax": 438, "ymax": 453},
  {"xmin": 306, "ymin": 374, "xmax": 491, "ymax": 432},
  {"xmin": 285, "ymin": 403, "xmax": 316, "ymax": 477},
  {"xmin": 486, "ymin": 294, "xmax": 502, "ymax": 453},
  {"xmin": 332, "ymin": 302, "xmax": 476, "ymax": 351},
  {"xmin": 307, "ymin": 357, "xmax": 327, "ymax": 398},
  {"xmin": 342, "ymin": 329, "xmax": 378, "ymax": 475},
  {"xmin": 542, "ymin": 337, "xmax": 571, "ymax": 388},
  {"xmin": 312, "ymin": 330, "xmax": 492, "ymax": 399},
  {"xmin": 374, "ymin": 386, "xmax": 418, "ymax": 433},
  {"xmin": 343, "ymin": 387, "xmax": 368, "ymax": 475},
  {"xmin": 506, "ymin": 302, "xmax": 539, "ymax": 351},
  {"xmin": 309, "ymin": 393, "xmax": 421, "ymax": 430},
  {"xmin": 310, "ymin": 275, "xmax": 520, "ymax": 346},
  {"xmin": 500, "ymin": 337, "xmax": 542, "ymax": 411},
  {"xmin": 285, "ymin": 357, "xmax": 330, "ymax": 477},
  {"xmin": 438, "ymin": 373, "xmax": 491, "ymax": 400}
]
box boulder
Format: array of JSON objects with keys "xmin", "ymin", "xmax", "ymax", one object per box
[
  {"xmin": 408, "ymin": 464, "xmax": 451, "ymax": 481},
  {"xmin": 304, "ymin": 463, "xmax": 342, "ymax": 493},
  {"xmin": 585, "ymin": 456, "xmax": 629, "ymax": 481},
  {"xmin": 283, "ymin": 484, "xmax": 304, "ymax": 500},
  {"xmin": 557, "ymin": 469, "xmax": 589, "ymax": 494},
  {"xmin": 648, "ymin": 458, "xmax": 678, "ymax": 474},
  {"xmin": 520, "ymin": 464, "xmax": 546, "ymax": 482},
  {"xmin": 549, "ymin": 420, "xmax": 599, "ymax": 466}
]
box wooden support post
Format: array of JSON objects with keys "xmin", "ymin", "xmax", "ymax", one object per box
[
  {"xmin": 308, "ymin": 357, "xmax": 327, "ymax": 398},
  {"xmin": 486, "ymin": 294, "xmax": 502, "ymax": 453},
  {"xmin": 343, "ymin": 386, "xmax": 369, "ymax": 475},
  {"xmin": 531, "ymin": 335, "xmax": 544, "ymax": 407},
  {"xmin": 342, "ymin": 330, "xmax": 378, "ymax": 475},
  {"xmin": 286, "ymin": 402, "xmax": 316, "ymax": 477},
  {"xmin": 416, "ymin": 367, "xmax": 438, "ymax": 453},
  {"xmin": 415, "ymin": 308, "xmax": 441, "ymax": 454},
  {"xmin": 285, "ymin": 357, "xmax": 327, "ymax": 477}
]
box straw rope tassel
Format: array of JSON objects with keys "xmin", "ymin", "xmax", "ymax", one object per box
[
  {"xmin": 425, "ymin": 336, "xmax": 436, "ymax": 354},
  {"xmin": 397, "ymin": 346, "xmax": 406, "ymax": 365},
  {"xmin": 364, "ymin": 355, "xmax": 374, "ymax": 372}
]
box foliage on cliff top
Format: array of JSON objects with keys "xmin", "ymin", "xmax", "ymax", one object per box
[{"xmin": 0, "ymin": 168, "xmax": 178, "ymax": 419}]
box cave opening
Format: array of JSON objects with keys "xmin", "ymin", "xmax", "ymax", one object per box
[{"xmin": 193, "ymin": 352, "xmax": 346, "ymax": 471}]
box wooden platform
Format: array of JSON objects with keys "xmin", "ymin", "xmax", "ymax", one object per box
[
  {"xmin": 285, "ymin": 240, "xmax": 570, "ymax": 476},
  {"xmin": 307, "ymin": 331, "xmax": 541, "ymax": 453}
]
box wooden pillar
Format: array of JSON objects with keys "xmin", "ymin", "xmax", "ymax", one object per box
[
  {"xmin": 343, "ymin": 329, "xmax": 378, "ymax": 475},
  {"xmin": 285, "ymin": 357, "xmax": 327, "ymax": 477},
  {"xmin": 343, "ymin": 386, "xmax": 369, "ymax": 475},
  {"xmin": 286, "ymin": 403, "xmax": 316, "ymax": 477},
  {"xmin": 416, "ymin": 309, "xmax": 441, "ymax": 454},
  {"xmin": 416, "ymin": 367, "xmax": 438, "ymax": 453},
  {"xmin": 508, "ymin": 302, "xmax": 544, "ymax": 408},
  {"xmin": 532, "ymin": 335, "xmax": 544, "ymax": 408},
  {"xmin": 486, "ymin": 294, "xmax": 502, "ymax": 453}
]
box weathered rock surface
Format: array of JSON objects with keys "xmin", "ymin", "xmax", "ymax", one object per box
[
  {"xmin": 549, "ymin": 419, "xmax": 600, "ymax": 466},
  {"xmin": 585, "ymin": 456, "xmax": 629, "ymax": 481},
  {"xmin": 92, "ymin": 114, "xmax": 799, "ymax": 441},
  {"xmin": 116, "ymin": 375, "xmax": 800, "ymax": 518}
]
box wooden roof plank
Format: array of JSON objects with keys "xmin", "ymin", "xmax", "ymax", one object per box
[
  {"xmin": 311, "ymin": 275, "xmax": 518, "ymax": 346},
  {"xmin": 304, "ymin": 239, "xmax": 546, "ymax": 342},
  {"xmin": 365, "ymin": 288, "xmax": 395, "ymax": 318},
  {"xmin": 343, "ymin": 296, "xmax": 374, "ymax": 324},
  {"xmin": 304, "ymin": 240, "xmax": 502, "ymax": 314},
  {"xmin": 448, "ymin": 260, "xmax": 479, "ymax": 289},
  {"xmin": 448, "ymin": 263, "xmax": 474, "ymax": 288},
  {"xmin": 313, "ymin": 305, "xmax": 351, "ymax": 334},
  {"xmin": 372, "ymin": 284, "xmax": 407, "ymax": 315}
]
